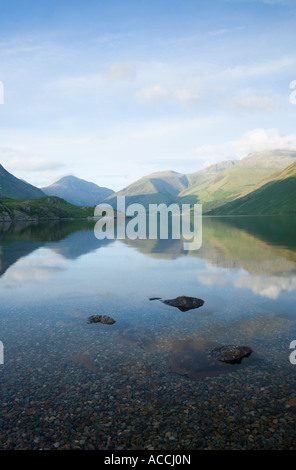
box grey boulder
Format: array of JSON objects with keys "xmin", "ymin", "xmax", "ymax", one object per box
[
  {"xmin": 162, "ymin": 295, "xmax": 204, "ymax": 312},
  {"xmin": 87, "ymin": 315, "xmax": 116, "ymax": 325},
  {"xmin": 210, "ymin": 345, "xmax": 253, "ymax": 364}
]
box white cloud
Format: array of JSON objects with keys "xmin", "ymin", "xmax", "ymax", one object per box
[
  {"xmin": 231, "ymin": 91, "xmax": 277, "ymax": 112},
  {"xmin": 0, "ymin": 146, "xmax": 68, "ymax": 188},
  {"xmin": 105, "ymin": 63, "xmax": 137, "ymax": 81},
  {"xmin": 48, "ymin": 63, "xmax": 136, "ymax": 97},
  {"xmin": 198, "ymin": 273, "xmax": 227, "ymax": 287},
  {"xmin": 232, "ymin": 128, "xmax": 296, "ymax": 154},
  {"xmin": 0, "ymin": 148, "xmax": 65, "ymax": 173},
  {"xmin": 135, "ymin": 85, "xmax": 170, "ymax": 103},
  {"xmin": 12, "ymin": 157, "xmax": 64, "ymax": 173},
  {"xmin": 48, "ymin": 73, "xmax": 104, "ymax": 96},
  {"xmin": 208, "ymin": 28, "xmax": 233, "ymax": 37},
  {"xmin": 0, "ymin": 36, "xmax": 45, "ymax": 57},
  {"xmin": 93, "ymin": 32, "xmax": 135, "ymax": 45},
  {"xmin": 234, "ymin": 274, "xmax": 296, "ymax": 299},
  {"xmin": 0, "ymin": 249, "xmax": 66, "ymax": 289},
  {"xmin": 219, "ymin": 57, "xmax": 296, "ymax": 81},
  {"xmin": 195, "ymin": 128, "xmax": 296, "ymax": 163},
  {"xmin": 135, "ymin": 84, "xmax": 198, "ymax": 105},
  {"xmin": 174, "ymin": 88, "xmax": 198, "ymax": 103}
]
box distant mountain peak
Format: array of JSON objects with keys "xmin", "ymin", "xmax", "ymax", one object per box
[
  {"xmin": 41, "ymin": 175, "xmax": 114, "ymax": 206},
  {"xmin": 240, "ymin": 149, "xmax": 296, "ymax": 168}
]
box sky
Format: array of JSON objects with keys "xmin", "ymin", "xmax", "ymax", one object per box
[{"xmin": 0, "ymin": 0, "xmax": 296, "ymax": 191}]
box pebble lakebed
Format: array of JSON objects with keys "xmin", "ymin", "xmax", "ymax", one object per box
[{"xmin": 1, "ymin": 299, "xmax": 296, "ymax": 451}]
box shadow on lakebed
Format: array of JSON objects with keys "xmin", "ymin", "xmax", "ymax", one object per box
[{"xmin": 168, "ymin": 339, "xmax": 259, "ymax": 379}]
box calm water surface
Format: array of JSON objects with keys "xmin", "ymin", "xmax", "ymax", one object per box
[{"xmin": 0, "ymin": 216, "xmax": 296, "ymax": 450}]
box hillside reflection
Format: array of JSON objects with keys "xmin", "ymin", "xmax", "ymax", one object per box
[{"xmin": 0, "ymin": 216, "xmax": 296, "ymax": 283}]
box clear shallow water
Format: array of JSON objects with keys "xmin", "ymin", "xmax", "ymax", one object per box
[{"xmin": 0, "ymin": 216, "xmax": 296, "ymax": 450}]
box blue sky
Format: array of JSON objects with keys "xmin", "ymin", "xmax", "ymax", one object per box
[{"xmin": 0, "ymin": 0, "xmax": 296, "ymax": 191}]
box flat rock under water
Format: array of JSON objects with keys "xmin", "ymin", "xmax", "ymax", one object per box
[
  {"xmin": 87, "ymin": 315, "xmax": 116, "ymax": 325},
  {"xmin": 162, "ymin": 295, "xmax": 205, "ymax": 312},
  {"xmin": 210, "ymin": 345, "xmax": 253, "ymax": 364}
]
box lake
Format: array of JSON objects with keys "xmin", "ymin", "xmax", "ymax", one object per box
[{"xmin": 0, "ymin": 216, "xmax": 296, "ymax": 450}]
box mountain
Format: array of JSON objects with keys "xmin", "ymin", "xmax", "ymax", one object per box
[
  {"xmin": 178, "ymin": 149, "xmax": 296, "ymax": 211},
  {"xmin": 106, "ymin": 170, "xmax": 189, "ymax": 208},
  {"xmin": 0, "ymin": 163, "xmax": 45, "ymax": 199},
  {"xmin": 186, "ymin": 160, "xmax": 239, "ymax": 187},
  {"xmin": 41, "ymin": 175, "xmax": 114, "ymax": 206},
  {"xmin": 237, "ymin": 149, "xmax": 296, "ymax": 168},
  {"xmin": 106, "ymin": 150, "xmax": 296, "ymax": 212},
  {"xmin": 207, "ymin": 161, "xmax": 296, "ymax": 216},
  {"xmin": 2, "ymin": 148, "xmax": 295, "ymax": 215}
]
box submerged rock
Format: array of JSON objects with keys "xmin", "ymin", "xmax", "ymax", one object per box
[
  {"xmin": 210, "ymin": 345, "xmax": 253, "ymax": 364},
  {"xmin": 87, "ymin": 315, "xmax": 116, "ymax": 325},
  {"xmin": 169, "ymin": 340, "xmax": 256, "ymax": 379},
  {"xmin": 162, "ymin": 295, "xmax": 204, "ymax": 312}
]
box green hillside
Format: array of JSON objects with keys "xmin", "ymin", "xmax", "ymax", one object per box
[
  {"xmin": 106, "ymin": 170, "xmax": 189, "ymax": 208},
  {"xmin": 185, "ymin": 160, "xmax": 238, "ymax": 187},
  {"xmin": 0, "ymin": 196, "xmax": 94, "ymax": 221},
  {"xmin": 178, "ymin": 149, "xmax": 296, "ymax": 212},
  {"xmin": 179, "ymin": 166, "xmax": 273, "ymax": 211},
  {"xmin": 106, "ymin": 150, "xmax": 296, "ymax": 213},
  {"xmin": 208, "ymin": 161, "xmax": 296, "ymax": 215},
  {"xmin": 0, "ymin": 164, "xmax": 45, "ymax": 199}
]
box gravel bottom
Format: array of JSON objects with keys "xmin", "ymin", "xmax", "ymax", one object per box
[{"xmin": 1, "ymin": 309, "xmax": 296, "ymax": 451}]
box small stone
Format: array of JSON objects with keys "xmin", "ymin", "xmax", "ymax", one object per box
[
  {"xmin": 285, "ymin": 398, "xmax": 296, "ymax": 407},
  {"xmin": 210, "ymin": 345, "xmax": 253, "ymax": 364},
  {"xmin": 87, "ymin": 315, "xmax": 116, "ymax": 325},
  {"xmin": 162, "ymin": 296, "xmax": 204, "ymax": 312}
]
